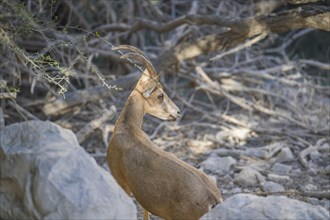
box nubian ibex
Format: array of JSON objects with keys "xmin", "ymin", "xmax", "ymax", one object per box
[{"xmin": 107, "ymin": 45, "xmax": 222, "ymax": 220}]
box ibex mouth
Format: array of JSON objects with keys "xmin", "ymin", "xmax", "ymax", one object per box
[{"xmin": 168, "ymin": 115, "xmax": 177, "ymax": 121}]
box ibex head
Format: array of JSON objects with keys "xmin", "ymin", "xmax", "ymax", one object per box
[{"xmin": 112, "ymin": 45, "xmax": 181, "ymax": 121}]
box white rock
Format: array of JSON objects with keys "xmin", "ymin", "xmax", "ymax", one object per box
[
  {"xmin": 320, "ymin": 199, "xmax": 330, "ymax": 210},
  {"xmin": 262, "ymin": 181, "xmax": 285, "ymax": 192},
  {"xmin": 303, "ymin": 183, "xmax": 318, "ymax": 191},
  {"xmin": 232, "ymin": 188, "xmax": 242, "ymax": 194},
  {"xmin": 275, "ymin": 147, "xmax": 295, "ymax": 162},
  {"xmin": 242, "ymin": 189, "xmax": 251, "ymax": 193},
  {"xmin": 201, "ymin": 154, "xmax": 236, "ymax": 176},
  {"xmin": 202, "ymin": 194, "xmax": 329, "ymax": 220},
  {"xmin": 291, "ymin": 168, "xmax": 301, "ymax": 175},
  {"xmin": 309, "ymin": 150, "xmax": 320, "ymax": 162},
  {"xmin": 246, "ymin": 148, "xmax": 267, "ymax": 158},
  {"xmin": 309, "ymin": 166, "xmax": 318, "ymax": 175},
  {"xmin": 324, "ymin": 165, "xmax": 330, "ymax": 175},
  {"xmin": 307, "ymin": 198, "xmax": 319, "ymax": 206},
  {"xmin": 234, "ymin": 168, "xmax": 265, "ymax": 187},
  {"xmin": 227, "ymin": 181, "xmax": 234, "ymax": 188},
  {"xmin": 271, "ymin": 163, "xmax": 292, "ymax": 175},
  {"xmin": 0, "ymin": 120, "xmax": 137, "ymax": 220},
  {"xmin": 246, "ymin": 161, "xmax": 270, "ymax": 172},
  {"xmin": 268, "ymin": 173, "xmax": 290, "ymax": 183}
]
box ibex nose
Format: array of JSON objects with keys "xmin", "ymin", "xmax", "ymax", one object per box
[{"xmin": 177, "ymin": 110, "xmax": 181, "ymax": 115}]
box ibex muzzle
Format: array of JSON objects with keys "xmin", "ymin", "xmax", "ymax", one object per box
[{"xmin": 107, "ymin": 45, "xmax": 222, "ymax": 220}]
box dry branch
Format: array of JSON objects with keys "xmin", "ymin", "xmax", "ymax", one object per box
[
  {"xmin": 76, "ymin": 106, "xmax": 116, "ymax": 144},
  {"xmin": 156, "ymin": 4, "xmax": 329, "ymax": 69},
  {"xmin": 8, "ymin": 101, "xmax": 39, "ymax": 120},
  {"xmin": 298, "ymin": 138, "xmax": 330, "ymax": 167},
  {"xmin": 253, "ymin": 190, "xmax": 330, "ymax": 199},
  {"xmin": 0, "ymin": 80, "xmax": 7, "ymax": 88},
  {"xmin": 43, "ymin": 87, "xmax": 110, "ymax": 116},
  {"xmin": 0, "ymin": 93, "xmax": 17, "ymax": 99},
  {"xmin": 41, "ymin": 71, "xmax": 140, "ymax": 116},
  {"xmin": 128, "ymin": 15, "xmax": 232, "ymax": 34},
  {"xmin": 0, "ymin": 108, "xmax": 4, "ymax": 129},
  {"xmin": 37, "ymin": 3, "xmax": 330, "ymax": 113},
  {"xmin": 97, "ymin": 3, "xmax": 329, "ymax": 35},
  {"xmin": 197, "ymin": 68, "xmax": 315, "ymax": 132},
  {"xmin": 91, "ymin": 3, "xmax": 330, "ymax": 74}
]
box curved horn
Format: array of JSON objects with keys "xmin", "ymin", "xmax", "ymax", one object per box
[
  {"xmin": 120, "ymin": 52, "xmax": 157, "ymax": 78},
  {"xmin": 112, "ymin": 45, "xmax": 149, "ymax": 61}
]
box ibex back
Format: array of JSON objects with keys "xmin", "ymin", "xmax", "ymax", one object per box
[{"xmin": 107, "ymin": 45, "xmax": 222, "ymax": 220}]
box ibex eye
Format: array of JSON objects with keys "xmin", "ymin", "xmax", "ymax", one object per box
[{"xmin": 158, "ymin": 94, "xmax": 164, "ymax": 100}]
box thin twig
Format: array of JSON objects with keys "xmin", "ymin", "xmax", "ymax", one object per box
[
  {"xmin": 210, "ymin": 33, "xmax": 268, "ymax": 61},
  {"xmin": 76, "ymin": 106, "xmax": 116, "ymax": 144},
  {"xmin": 8, "ymin": 101, "xmax": 39, "ymax": 120},
  {"xmin": 0, "ymin": 93, "xmax": 17, "ymax": 99}
]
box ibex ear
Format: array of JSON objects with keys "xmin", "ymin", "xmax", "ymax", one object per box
[{"xmin": 142, "ymin": 79, "xmax": 157, "ymax": 98}]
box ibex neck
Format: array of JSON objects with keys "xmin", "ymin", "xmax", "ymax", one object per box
[{"xmin": 117, "ymin": 91, "xmax": 145, "ymax": 129}]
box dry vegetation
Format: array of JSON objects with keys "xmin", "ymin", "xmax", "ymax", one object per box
[{"xmin": 1, "ymin": 0, "xmax": 329, "ymax": 212}]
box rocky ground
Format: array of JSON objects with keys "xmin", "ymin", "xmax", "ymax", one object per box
[
  {"xmin": 82, "ymin": 88, "xmax": 330, "ymax": 219},
  {"xmin": 2, "ymin": 120, "xmax": 329, "ymax": 220}
]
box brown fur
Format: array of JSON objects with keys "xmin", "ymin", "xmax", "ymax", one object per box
[{"xmin": 108, "ymin": 70, "xmax": 222, "ymax": 220}]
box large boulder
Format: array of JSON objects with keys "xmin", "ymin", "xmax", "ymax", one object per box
[
  {"xmin": 0, "ymin": 120, "xmax": 137, "ymax": 219},
  {"xmin": 202, "ymin": 194, "xmax": 329, "ymax": 220}
]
